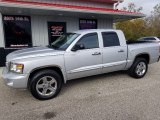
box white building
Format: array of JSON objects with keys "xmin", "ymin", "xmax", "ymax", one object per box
[{"xmin": 0, "ymin": 0, "xmax": 144, "ymax": 66}]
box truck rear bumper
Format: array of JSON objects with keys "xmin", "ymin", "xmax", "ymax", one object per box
[{"xmin": 2, "ymin": 67, "xmax": 28, "ymax": 89}]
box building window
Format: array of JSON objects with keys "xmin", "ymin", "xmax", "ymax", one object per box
[
  {"xmin": 48, "ymin": 22, "xmax": 66, "ymax": 45},
  {"xmin": 3, "ymin": 15, "xmax": 32, "ymax": 48},
  {"xmin": 79, "ymin": 19, "xmax": 97, "ymax": 30}
]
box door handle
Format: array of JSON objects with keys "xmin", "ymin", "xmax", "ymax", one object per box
[
  {"xmin": 92, "ymin": 52, "xmax": 101, "ymax": 55},
  {"xmin": 118, "ymin": 50, "xmax": 124, "ymax": 53}
]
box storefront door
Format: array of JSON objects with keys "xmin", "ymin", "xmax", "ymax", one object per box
[{"xmin": 48, "ymin": 22, "xmax": 66, "ymax": 45}]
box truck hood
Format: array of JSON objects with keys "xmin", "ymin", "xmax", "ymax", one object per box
[{"xmin": 6, "ymin": 47, "xmax": 65, "ymax": 62}]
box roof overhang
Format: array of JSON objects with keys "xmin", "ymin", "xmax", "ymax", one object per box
[
  {"xmin": 74, "ymin": 0, "xmax": 124, "ymax": 4},
  {"xmin": 0, "ymin": 0, "xmax": 124, "ymax": 4},
  {"xmin": 0, "ymin": 0, "xmax": 145, "ymax": 22}
]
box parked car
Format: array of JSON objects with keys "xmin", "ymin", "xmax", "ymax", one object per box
[
  {"xmin": 2, "ymin": 29, "xmax": 160, "ymax": 100},
  {"xmin": 138, "ymin": 36, "xmax": 160, "ymax": 43}
]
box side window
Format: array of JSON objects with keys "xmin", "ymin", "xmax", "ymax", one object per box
[
  {"xmin": 102, "ymin": 32, "xmax": 120, "ymax": 47},
  {"xmin": 77, "ymin": 33, "xmax": 99, "ymax": 49}
]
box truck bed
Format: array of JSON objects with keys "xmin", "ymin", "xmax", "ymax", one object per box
[{"xmin": 125, "ymin": 41, "xmax": 160, "ymax": 70}]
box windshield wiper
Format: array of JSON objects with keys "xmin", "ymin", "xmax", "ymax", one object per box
[
  {"xmin": 51, "ymin": 45, "xmax": 59, "ymax": 49},
  {"xmin": 47, "ymin": 45, "xmax": 56, "ymax": 49}
]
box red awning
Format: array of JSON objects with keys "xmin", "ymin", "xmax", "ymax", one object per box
[
  {"xmin": 0, "ymin": 0, "xmax": 143, "ymax": 16},
  {"xmin": 1, "ymin": 0, "xmax": 122, "ymax": 4},
  {"xmin": 68, "ymin": 0, "xmax": 122, "ymax": 3}
]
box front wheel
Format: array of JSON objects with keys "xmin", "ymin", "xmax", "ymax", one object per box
[
  {"xmin": 128, "ymin": 58, "xmax": 148, "ymax": 78},
  {"xmin": 30, "ymin": 70, "xmax": 62, "ymax": 100}
]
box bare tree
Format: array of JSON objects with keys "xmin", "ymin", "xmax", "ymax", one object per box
[{"xmin": 122, "ymin": 2, "xmax": 143, "ymax": 13}]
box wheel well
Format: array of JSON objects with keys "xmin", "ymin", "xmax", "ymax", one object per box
[
  {"xmin": 135, "ymin": 54, "xmax": 150, "ymax": 63},
  {"xmin": 28, "ymin": 66, "xmax": 64, "ymax": 88}
]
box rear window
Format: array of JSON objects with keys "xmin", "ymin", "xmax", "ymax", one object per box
[{"xmin": 144, "ymin": 38, "xmax": 156, "ymax": 41}]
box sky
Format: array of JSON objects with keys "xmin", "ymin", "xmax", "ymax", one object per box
[{"xmin": 118, "ymin": 0, "xmax": 160, "ymax": 15}]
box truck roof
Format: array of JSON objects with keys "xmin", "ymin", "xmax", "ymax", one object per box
[{"xmin": 74, "ymin": 29, "xmax": 120, "ymax": 34}]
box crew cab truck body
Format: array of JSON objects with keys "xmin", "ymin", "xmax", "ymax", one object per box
[{"xmin": 2, "ymin": 29, "xmax": 160, "ymax": 100}]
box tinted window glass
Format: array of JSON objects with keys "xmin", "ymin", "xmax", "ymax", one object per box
[
  {"xmin": 77, "ymin": 33, "xmax": 99, "ymax": 49},
  {"xmin": 102, "ymin": 32, "xmax": 120, "ymax": 47},
  {"xmin": 3, "ymin": 15, "xmax": 32, "ymax": 48},
  {"xmin": 144, "ymin": 38, "xmax": 156, "ymax": 41}
]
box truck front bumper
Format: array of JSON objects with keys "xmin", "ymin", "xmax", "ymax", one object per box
[{"xmin": 2, "ymin": 67, "xmax": 29, "ymax": 89}]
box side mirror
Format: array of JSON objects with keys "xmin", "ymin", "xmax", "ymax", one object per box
[{"xmin": 71, "ymin": 44, "xmax": 85, "ymax": 51}]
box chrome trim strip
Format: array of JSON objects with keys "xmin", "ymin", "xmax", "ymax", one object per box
[{"xmin": 68, "ymin": 65, "xmax": 102, "ymax": 74}]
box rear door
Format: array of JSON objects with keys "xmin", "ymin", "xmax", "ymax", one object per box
[{"xmin": 101, "ymin": 32, "xmax": 128, "ymax": 73}]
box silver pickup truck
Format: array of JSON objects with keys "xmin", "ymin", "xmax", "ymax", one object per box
[{"xmin": 2, "ymin": 29, "xmax": 160, "ymax": 100}]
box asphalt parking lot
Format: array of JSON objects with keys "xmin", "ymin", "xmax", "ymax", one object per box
[{"xmin": 0, "ymin": 62, "xmax": 160, "ymax": 120}]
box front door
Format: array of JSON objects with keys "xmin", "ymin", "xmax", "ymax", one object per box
[
  {"xmin": 65, "ymin": 33, "xmax": 102, "ymax": 80},
  {"xmin": 48, "ymin": 22, "xmax": 66, "ymax": 45}
]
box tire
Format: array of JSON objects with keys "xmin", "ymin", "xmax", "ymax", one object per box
[
  {"xmin": 128, "ymin": 58, "xmax": 148, "ymax": 78},
  {"xmin": 29, "ymin": 69, "xmax": 62, "ymax": 100}
]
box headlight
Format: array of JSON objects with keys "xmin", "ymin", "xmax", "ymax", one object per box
[{"xmin": 10, "ymin": 63, "xmax": 24, "ymax": 74}]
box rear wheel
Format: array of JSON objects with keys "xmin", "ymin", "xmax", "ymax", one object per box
[
  {"xmin": 128, "ymin": 58, "xmax": 148, "ymax": 78},
  {"xmin": 30, "ymin": 70, "xmax": 62, "ymax": 100}
]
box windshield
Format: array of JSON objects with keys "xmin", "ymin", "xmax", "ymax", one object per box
[{"xmin": 49, "ymin": 33, "xmax": 80, "ymax": 50}]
